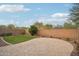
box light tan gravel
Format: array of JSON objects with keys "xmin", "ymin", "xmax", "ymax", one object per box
[{"xmin": 0, "ymin": 38, "xmax": 73, "ymax": 56}]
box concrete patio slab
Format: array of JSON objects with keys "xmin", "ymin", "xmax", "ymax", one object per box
[{"xmin": 0, "ymin": 38, "xmax": 73, "ymax": 56}]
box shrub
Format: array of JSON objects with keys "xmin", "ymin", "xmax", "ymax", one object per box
[
  {"xmin": 66, "ymin": 38, "xmax": 70, "ymax": 41},
  {"xmin": 29, "ymin": 25, "xmax": 38, "ymax": 36},
  {"xmin": 0, "ymin": 33, "xmax": 12, "ymax": 36}
]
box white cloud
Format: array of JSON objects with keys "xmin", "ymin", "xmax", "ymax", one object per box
[
  {"xmin": 0, "ymin": 4, "xmax": 31, "ymax": 12},
  {"xmin": 36, "ymin": 13, "xmax": 69, "ymax": 25},
  {"xmin": 51, "ymin": 13, "xmax": 69, "ymax": 18},
  {"xmin": 37, "ymin": 18, "xmax": 65, "ymax": 25}
]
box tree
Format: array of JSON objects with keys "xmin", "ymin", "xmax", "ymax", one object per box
[
  {"xmin": 0, "ymin": 25, "xmax": 7, "ymax": 29},
  {"xmin": 45, "ymin": 24, "xmax": 53, "ymax": 29},
  {"xmin": 69, "ymin": 3, "xmax": 79, "ymax": 28},
  {"xmin": 34, "ymin": 22, "xmax": 44, "ymax": 28},
  {"xmin": 29, "ymin": 25, "xmax": 38, "ymax": 36},
  {"xmin": 8, "ymin": 24, "xmax": 15, "ymax": 29},
  {"xmin": 54, "ymin": 24, "xmax": 63, "ymax": 29},
  {"xmin": 63, "ymin": 22, "xmax": 76, "ymax": 29}
]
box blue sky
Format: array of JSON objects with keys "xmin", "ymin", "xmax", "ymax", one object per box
[{"xmin": 0, "ymin": 3, "xmax": 72, "ymax": 27}]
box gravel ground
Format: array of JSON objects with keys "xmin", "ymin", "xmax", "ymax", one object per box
[
  {"xmin": 0, "ymin": 38, "xmax": 73, "ymax": 56},
  {"xmin": 0, "ymin": 38, "xmax": 8, "ymax": 47}
]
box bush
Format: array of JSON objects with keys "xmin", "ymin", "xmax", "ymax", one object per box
[
  {"xmin": 29, "ymin": 25, "xmax": 38, "ymax": 36},
  {"xmin": 66, "ymin": 38, "xmax": 70, "ymax": 41},
  {"xmin": 0, "ymin": 33, "xmax": 12, "ymax": 36}
]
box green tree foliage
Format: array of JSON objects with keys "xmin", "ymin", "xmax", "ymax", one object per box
[
  {"xmin": 63, "ymin": 22, "xmax": 76, "ymax": 29},
  {"xmin": 0, "ymin": 25, "xmax": 7, "ymax": 29},
  {"xmin": 8, "ymin": 24, "xmax": 15, "ymax": 29},
  {"xmin": 54, "ymin": 24, "xmax": 63, "ymax": 29},
  {"xmin": 34, "ymin": 22, "xmax": 44, "ymax": 28},
  {"xmin": 70, "ymin": 3, "xmax": 79, "ymax": 28},
  {"xmin": 45, "ymin": 24, "xmax": 53, "ymax": 29},
  {"xmin": 29, "ymin": 25, "xmax": 38, "ymax": 36}
]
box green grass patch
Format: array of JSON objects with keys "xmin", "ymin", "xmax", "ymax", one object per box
[{"xmin": 4, "ymin": 35, "xmax": 37, "ymax": 44}]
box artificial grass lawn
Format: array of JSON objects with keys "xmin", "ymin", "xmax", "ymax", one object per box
[{"xmin": 4, "ymin": 35, "xmax": 37, "ymax": 44}]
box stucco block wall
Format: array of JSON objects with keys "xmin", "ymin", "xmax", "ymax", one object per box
[{"xmin": 38, "ymin": 29, "xmax": 79, "ymax": 43}]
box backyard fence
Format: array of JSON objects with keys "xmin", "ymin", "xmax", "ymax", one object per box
[{"xmin": 37, "ymin": 29, "xmax": 79, "ymax": 43}]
